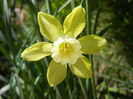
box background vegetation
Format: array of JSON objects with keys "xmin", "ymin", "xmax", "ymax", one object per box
[{"xmin": 0, "ymin": 0, "xmax": 133, "ymax": 99}]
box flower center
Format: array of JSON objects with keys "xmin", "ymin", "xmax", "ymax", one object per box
[
  {"xmin": 51, "ymin": 37, "xmax": 82, "ymax": 65},
  {"xmin": 59, "ymin": 42, "xmax": 72, "ymax": 54}
]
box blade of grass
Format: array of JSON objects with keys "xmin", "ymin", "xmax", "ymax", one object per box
[
  {"xmin": 16, "ymin": 75, "xmax": 24, "ymax": 99},
  {"xmin": 46, "ymin": 0, "xmax": 51, "ymax": 14},
  {"xmin": 105, "ymin": 79, "xmax": 110, "ymax": 99},
  {"xmin": 98, "ymin": 73, "xmax": 133, "ymax": 86},
  {"xmin": 65, "ymin": 70, "xmax": 73, "ymax": 99},
  {"xmin": 93, "ymin": 8, "xmax": 101, "ymax": 34},
  {"xmin": 94, "ymin": 55, "xmax": 133, "ymax": 74},
  {"xmin": 96, "ymin": 81, "xmax": 105, "ymax": 99},
  {"xmin": 66, "ymin": 82, "xmax": 73, "ymax": 99},
  {"xmin": 54, "ymin": 87, "xmax": 63, "ymax": 99},
  {"xmin": 34, "ymin": 73, "xmax": 42, "ymax": 85},
  {"xmin": 73, "ymin": 77, "xmax": 78, "ymax": 98},
  {"xmin": 0, "ymin": 84, "xmax": 10, "ymax": 95},
  {"xmin": 71, "ymin": 0, "xmax": 75, "ymax": 9},
  {"xmin": 0, "ymin": 61, "xmax": 10, "ymax": 71},
  {"xmin": 18, "ymin": 36, "xmax": 37, "ymax": 69},
  {"xmin": 16, "ymin": 26, "xmax": 35, "ymax": 63},
  {"xmin": 3, "ymin": 0, "xmax": 15, "ymax": 59},
  {"xmin": 97, "ymin": 23, "xmax": 112, "ymax": 36},
  {"xmin": 0, "ymin": 45, "xmax": 16, "ymax": 66},
  {"xmin": 0, "ymin": 30, "xmax": 7, "ymax": 44},
  {"xmin": 0, "ymin": 75, "xmax": 8, "ymax": 83},
  {"xmin": 58, "ymin": 0, "xmax": 71, "ymax": 13},
  {"xmin": 32, "ymin": 0, "xmax": 39, "ymax": 11},
  {"xmin": 25, "ymin": 0, "xmax": 38, "ymax": 15},
  {"xmin": 78, "ymin": 78, "xmax": 88, "ymax": 99}
]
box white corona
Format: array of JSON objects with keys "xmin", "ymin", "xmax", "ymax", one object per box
[{"xmin": 51, "ymin": 37, "xmax": 82, "ymax": 65}]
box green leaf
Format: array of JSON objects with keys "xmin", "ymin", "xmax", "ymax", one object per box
[
  {"xmin": 98, "ymin": 73, "xmax": 133, "ymax": 86},
  {"xmin": 97, "ymin": 23, "xmax": 112, "ymax": 36},
  {"xmin": 94, "ymin": 55, "xmax": 133, "ymax": 74},
  {"xmin": 0, "ymin": 45, "xmax": 16, "ymax": 66},
  {"xmin": 58, "ymin": 0, "xmax": 71, "ymax": 13},
  {"xmin": 0, "ymin": 75, "xmax": 8, "ymax": 83},
  {"xmin": 0, "ymin": 84, "xmax": 10, "ymax": 95}
]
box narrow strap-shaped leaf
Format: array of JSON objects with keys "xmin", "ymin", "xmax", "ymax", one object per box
[
  {"xmin": 93, "ymin": 8, "xmax": 101, "ymax": 34},
  {"xmin": 94, "ymin": 55, "xmax": 133, "ymax": 74},
  {"xmin": 0, "ymin": 45, "xmax": 16, "ymax": 66},
  {"xmin": 98, "ymin": 73, "xmax": 133, "ymax": 86},
  {"xmin": 25, "ymin": 0, "xmax": 38, "ymax": 15},
  {"xmin": 0, "ymin": 84, "xmax": 10, "ymax": 95},
  {"xmin": 58, "ymin": 0, "xmax": 71, "ymax": 13},
  {"xmin": 46, "ymin": 0, "xmax": 51, "ymax": 14},
  {"xmin": 97, "ymin": 23, "xmax": 112, "ymax": 36}
]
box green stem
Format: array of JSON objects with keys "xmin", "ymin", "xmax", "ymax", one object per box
[
  {"xmin": 78, "ymin": 78, "xmax": 88, "ymax": 99},
  {"xmin": 89, "ymin": 55, "xmax": 97, "ymax": 99},
  {"xmin": 86, "ymin": 0, "xmax": 97, "ymax": 98},
  {"xmin": 86, "ymin": 0, "xmax": 91, "ymax": 34}
]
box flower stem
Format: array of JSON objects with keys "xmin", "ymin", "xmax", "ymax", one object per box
[
  {"xmin": 86, "ymin": 0, "xmax": 97, "ymax": 98},
  {"xmin": 89, "ymin": 55, "xmax": 97, "ymax": 99},
  {"xmin": 86, "ymin": 0, "xmax": 91, "ymax": 34}
]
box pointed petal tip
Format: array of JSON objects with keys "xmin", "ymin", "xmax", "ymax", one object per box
[
  {"xmin": 48, "ymin": 80, "xmax": 57, "ymax": 87},
  {"xmin": 49, "ymin": 83, "xmax": 54, "ymax": 87},
  {"xmin": 77, "ymin": 5, "xmax": 82, "ymax": 8},
  {"xmin": 104, "ymin": 38, "xmax": 107, "ymax": 43},
  {"xmin": 21, "ymin": 51, "xmax": 26, "ymax": 60},
  {"xmin": 99, "ymin": 37, "xmax": 107, "ymax": 46},
  {"xmin": 63, "ymin": 5, "xmax": 86, "ymax": 38},
  {"xmin": 47, "ymin": 60, "xmax": 67, "ymax": 87},
  {"xmin": 21, "ymin": 52, "xmax": 31, "ymax": 61},
  {"xmin": 38, "ymin": 12, "xmax": 43, "ymax": 15},
  {"xmin": 20, "ymin": 53, "xmax": 23, "ymax": 58},
  {"xmin": 38, "ymin": 12, "xmax": 63, "ymax": 41},
  {"xmin": 69, "ymin": 56, "xmax": 92, "ymax": 79},
  {"xmin": 38, "ymin": 12, "xmax": 43, "ymax": 19}
]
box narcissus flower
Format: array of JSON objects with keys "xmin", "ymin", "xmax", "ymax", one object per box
[{"xmin": 21, "ymin": 6, "xmax": 106, "ymax": 87}]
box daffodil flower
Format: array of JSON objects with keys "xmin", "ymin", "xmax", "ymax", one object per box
[{"xmin": 21, "ymin": 6, "xmax": 106, "ymax": 87}]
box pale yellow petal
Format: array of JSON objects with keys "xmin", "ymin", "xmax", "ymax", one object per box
[
  {"xmin": 69, "ymin": 56, "xmax": 92, "ymax": 78},
  {"xmin": 38, "ymin": 12, "xmax": 63, "ymax": 42},
  {"xmin": 47, "ymin": 60, "xmax": 67, "ymax": 87},
  {"xmin": 63, "ymin": 6, "xmax": 86, "ymax": 38},
  {"xmin": 79, "ymin": 35, "xmax": 106, "ymax": 54},
  {"xmin": 21, "ymin": 42, "xmax": 53, "ymax": 61}
]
